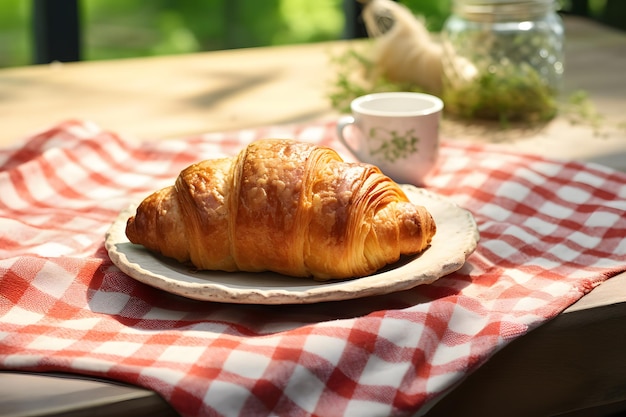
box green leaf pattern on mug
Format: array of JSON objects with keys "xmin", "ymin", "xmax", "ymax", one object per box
[{"xmin": 369, "ymin": 127, "xmax": 420, "ymax": 162}]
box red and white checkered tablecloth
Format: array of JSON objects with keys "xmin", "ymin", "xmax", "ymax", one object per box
[{"xmin": 1, "ymin": 120, "xmax": 625, "ymax": 416}]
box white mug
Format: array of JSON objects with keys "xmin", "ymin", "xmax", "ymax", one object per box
[{"xmin": 336, "ymin": 92, "xmax": 443, "ymax": 186}]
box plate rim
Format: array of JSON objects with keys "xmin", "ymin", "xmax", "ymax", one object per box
[{"xmin": 105, "ymin": 185, "xmax": 479, "ymax": 304}]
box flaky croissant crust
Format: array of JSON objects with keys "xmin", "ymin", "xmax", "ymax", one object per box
[{"xmin": 126, "ymin": 139, "xmax": 436, "ymax": 280}]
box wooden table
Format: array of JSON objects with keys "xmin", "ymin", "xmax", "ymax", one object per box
[{"xmin": 1, "ymin": 15, "xmax": 625, "ymax": 417}]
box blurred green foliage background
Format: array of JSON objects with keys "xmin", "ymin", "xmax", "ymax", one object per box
[
  {"xmin": 0, "ymin": 0, "xmax": 615, "ymax": 68},
  {"xmin": 0, "ymin": 0, "xmax": 452, "ymax": 68}
]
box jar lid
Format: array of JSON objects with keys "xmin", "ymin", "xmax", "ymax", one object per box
[
  {"xmin": 456, "ymin": 0, "xmax": 553, "ymax": 4},
  {"xmin": 453, "ymin": 0, "xmax": 557, "ymax": 21}
]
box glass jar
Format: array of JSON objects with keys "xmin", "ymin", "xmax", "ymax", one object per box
[{"xmin": 441, "ymin": 0, "xmax": 564, "ymax": 122}]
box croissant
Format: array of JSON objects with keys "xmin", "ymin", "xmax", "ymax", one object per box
[{"xmin": 125, "ymin": 139, "xmax": 436, "ymax": 280}]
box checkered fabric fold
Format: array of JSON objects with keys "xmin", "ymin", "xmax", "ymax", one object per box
[{"xmin": 1, "ymin": 120, "xmax": 625, "ymax": 417}]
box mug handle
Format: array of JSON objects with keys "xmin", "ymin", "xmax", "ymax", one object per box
[{"xmin": 336, "ymin": 115, "xmax": 361, "ymax": 157}]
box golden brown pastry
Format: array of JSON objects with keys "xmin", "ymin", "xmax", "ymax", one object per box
[{"xmin": 125, "ymin": 139, "xmax": 436, "ymax": 280}]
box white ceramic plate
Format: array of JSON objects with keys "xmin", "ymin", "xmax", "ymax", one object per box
[{"xmin": 105, "ymin": 185, "xmax": 479, "ymax": 304}]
